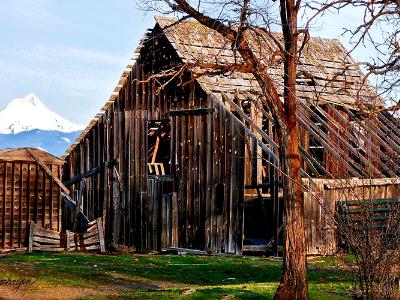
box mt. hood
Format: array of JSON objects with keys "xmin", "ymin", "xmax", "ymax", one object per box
[
  {"xmin": 0, "ymin": 94, "xmax": 83, "ymax": 157},
  {"xmin": 0, "ymin": 93, "xmax": 83, "ymax": 134}
]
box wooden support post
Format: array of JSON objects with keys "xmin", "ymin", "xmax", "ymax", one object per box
[
  {"xmin": 50, "ymin": 165, "xmax": 53, "ymax": 230},
  {"xmin": 66, "ymin": 230, "xmax": 70, "ymax": 251},
  {"xmin": 42, "ymin": 169, "xmax": 46, "ymax": 228},
  {"xmin": 270, "ymin": 153, "xmax": 280, "ymax": 257},
  {"xmin": 28, "ymin": 221, "xmax": 35, "ymax": 253},
  {"xmin": 111, "ymin": 166, "xmax": 121, "ymax": 249},
  {"xmin": 171, "ymin": 192, "xmax": 178, "ymax": 247},
  {"xmin": 27, "ymin": 163, "xmax": 31, "ymax": 225},
  {"xmin": 97, "ymin": 218, "xmax": 106, "ymax": 253}
]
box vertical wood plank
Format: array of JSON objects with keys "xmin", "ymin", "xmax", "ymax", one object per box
[
  {"xmin": 18, "ymin": 162, "xmax": 23, "ymax": 248},
  {"xmin": 10, "ymin": 162, "xmax": 15, "ymax": 247},
  {"xmin": 2, "ymin": 162, "xmax": 7, "ymax": 248}
]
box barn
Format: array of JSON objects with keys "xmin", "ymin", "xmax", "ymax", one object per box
[
  {"xmin": 0, "ymin": 148, "xmax": 64, "ymax": 250},
  {"xmin": 62, "ymin": 17, "xmax": 400, "ymax": 255}
]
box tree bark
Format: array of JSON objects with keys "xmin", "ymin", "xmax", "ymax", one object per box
[
  {"xmin": 274, "ymin": 0, "xmax": 308, "ymax": 298},
  {"xmin": 274, "ymin": 129, "xmax": 308, "ymax": 300}
]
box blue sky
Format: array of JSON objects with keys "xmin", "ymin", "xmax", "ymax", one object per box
[
  {"xmin": 0, "ymin": 0, "xmax": 154, "ymax": 125},
  {"xmin": 0, "ymin": 1, "xmax": 374, "ymax": 125}
]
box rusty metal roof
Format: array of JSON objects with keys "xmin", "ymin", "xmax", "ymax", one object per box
[{"xmin": 156, "ymin": 16, "xmax": 380, "ymax": 107}]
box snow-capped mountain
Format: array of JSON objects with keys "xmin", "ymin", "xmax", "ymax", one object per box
[
  {"xmin": 0, "ymin": 94, "xmax": 84, "ymax": 157},
  {"xmin": 0, "ymin": 94, "xmax": 83, "ymax": 134}
]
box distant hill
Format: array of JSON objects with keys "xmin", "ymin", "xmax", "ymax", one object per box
[{"xmin": 0, "ymin": 94, "xmax": 83, "ymax": 157}]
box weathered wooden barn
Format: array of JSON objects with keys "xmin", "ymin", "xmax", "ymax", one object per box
[
  {"xmin": 0, "ymin": 148, "xmax": 64, "ymax": 249},
  {"xmin": 62, "ymin": 17, "xmax": 400, "ymax": 255}
]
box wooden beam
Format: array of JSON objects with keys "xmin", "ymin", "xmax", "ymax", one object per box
[
  {"xmin": 328, "ymin": 104, "xmax": 400, "ymax": 173},
  {"xmin": 25, "ymin": 149, "xmax": 89, "ymax": 224},
  {"xmin": 296, "ymin": 113, "xmax": 363, "ymax": 177},
  {"xmin": 10, "ymin": 162, "xmax": 15, "ymax": 247},
  {"xmin": 299, "ymin": 103, "xmax": 381, "ymax": 176},
  {"xmin": 167, "ymin": 107, "xmax": 215, "ymax": 116},
  {"xmin": 26, "ymin": 149, "xmax": 70, "ymax": 195},
  {"xmin": 313, "ymin": 103, "xmax": 397, "ymax": 177},
  {"xmin": 151, "ymin": 137, "xmax": 160, "ymax": 164},
  {"xmin": 63, "ymin": 159, "xmax": 117, "ymax": 187}
]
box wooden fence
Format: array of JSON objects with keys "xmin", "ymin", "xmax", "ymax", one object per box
[
  {"xmin": 303, "ymin": 178, "xmax": 400, "ymax": 254},
  {"xmin": 28, "ymin": 218, "xmax": 105, "ymax": 253}
]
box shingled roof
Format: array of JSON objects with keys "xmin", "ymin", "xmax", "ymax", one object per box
[{"xmin": 156, "ymin": 16, "xmax": 380, "ymax": 107}]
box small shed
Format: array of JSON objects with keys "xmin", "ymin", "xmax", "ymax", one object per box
[{"xmin": 0, "ymin": 148, "xmax": 64, "ymax": 249}]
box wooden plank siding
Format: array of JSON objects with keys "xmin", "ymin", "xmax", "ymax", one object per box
[
  {"xmin": 63, "ymin": 29, "xmax": 246, "ymax": 254},
  {"xmin": 63, "ymin": 19, "xmax": 400, "ymax": 255},
  {"xmin": 0, "ymin": 149, "xmax": 63, "ymax": 249}
]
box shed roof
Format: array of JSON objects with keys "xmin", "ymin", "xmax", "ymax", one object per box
[
  {"xmin": 0, "ymin": 148, "xmax": 64, "ymax": 164},
  {"xmin": 155, "ymin": 16, "xmax": 380, "ymax": 107}
]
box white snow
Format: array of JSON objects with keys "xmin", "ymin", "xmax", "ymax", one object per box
[
  {"xmin": 61, "ymin": 137, "xmax": 71, "ymax": 143},
  {"xmin": 0, "ymin": 94, "xmax": 84, "ymax": 134}
]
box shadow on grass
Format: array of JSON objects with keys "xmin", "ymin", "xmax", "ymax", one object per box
[
  {"xmin": 3, "ymin": 253, "xmax": 284, "ymax": 286},
  {"xmin": 94, "ymin": 286, "xmax": 273, "ymax": 300},
  {"xmin": 0, "ymin": 253, "xmax": 353, "ymax": 299}
]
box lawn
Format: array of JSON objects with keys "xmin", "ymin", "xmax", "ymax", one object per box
[{"xmin": 0, "ymin": 252, "xmax": 354, "ymax": 299}]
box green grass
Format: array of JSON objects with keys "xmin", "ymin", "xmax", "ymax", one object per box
[{"xmin": 0, "ymin": 253, "xmax": 354, "ymax": 299}]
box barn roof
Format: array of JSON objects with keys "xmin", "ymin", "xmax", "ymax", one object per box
[
  {"xmin": 0, "ymin": 148, "xmax": 64, "ymax": 164},
  {"xmin": 155, "ymin": 16, "xmax": 380, "ymax": 108},
  {"xmin": 63, "ymin": 16, "xmax": 386, "ymax": 158}
]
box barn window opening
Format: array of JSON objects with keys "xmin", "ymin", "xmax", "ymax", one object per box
[{"xmin": 147, "ymin": 120, "xmax": 171, "ymax": 176}]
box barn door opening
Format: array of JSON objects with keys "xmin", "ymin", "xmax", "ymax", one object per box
[
  {"xmin": 169, "ymin": 110, "xmax": 210, "ymax": 251},
  {"xmin": 241, "ymin": 107, "xmax": 284, "ymax": 256},
  {"xmin": 146, "ymin": 120, "xmax": 175, "ymax": 251}
]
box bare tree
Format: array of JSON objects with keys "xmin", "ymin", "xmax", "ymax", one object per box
[
  {"xmin": 140, "ymin": 0, "xmax": 309, "ymax": 298},
  {"xmin": 136, "ymin": 0, "xmax": 398, "ymax": 298},
  {"xmin": 307, "ymin": 0, "xmax": 399, "ymax": 111}
]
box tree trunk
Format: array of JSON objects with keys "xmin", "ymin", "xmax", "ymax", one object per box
[
  {"xmin": 274, "ymin": 128, "xmax": 308, "ymax": 299},
  {"xmin": 274, "ymin": 0, "xmax": 308, "ymax": 298}
]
